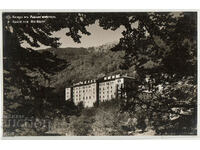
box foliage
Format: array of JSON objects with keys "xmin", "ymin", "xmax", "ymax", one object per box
[
  {"xmin": 41, "ymin": 45, "xmax": 126, "ymax": 89},
  {"xmin": 3, "ymin": 12, "xmax": 197, "ymax": 136},
  {"xmin": 95, "ymin": 12, "xmax": 197, "ymax": 135}
]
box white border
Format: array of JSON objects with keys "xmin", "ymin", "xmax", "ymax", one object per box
[
  {"xmin": 0, "ymin": 9, "xmax": 3, "ymax": 139},
  {"xmin": 1, "ymin": 0, "xmax": 200, "ymax": 9},
  {"xmin": 197, "ymin": 9, "xmax": 200, "ymax": 137},
  {"xmin": 0, "ymin": 10, "xmax": 199, "ymax": 140},
  {"xmin": 0, "ymin": 9, "xmax": 199, "ymax": 12}
]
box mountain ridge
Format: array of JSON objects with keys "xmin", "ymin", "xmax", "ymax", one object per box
[{"xmin": 38, "ymin": 41, "xmax": 118, "ymax": 56}]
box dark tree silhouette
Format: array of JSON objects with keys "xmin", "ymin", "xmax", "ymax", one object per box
[
  {"xmin": 3, "ymin": 12, "xmax": 197, "ymax": 135},
  {"xmin": 3, "ymin": 13, "xmax": 97, "ymax": 136},
  {"xmin": 96, "ymin": 12, "xmax": 197, "ymax": 134}
]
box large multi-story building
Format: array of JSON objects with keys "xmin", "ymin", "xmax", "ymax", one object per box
[{"xmin": 65, "ymin": 74, "xmax": 136, "ymax": 107}]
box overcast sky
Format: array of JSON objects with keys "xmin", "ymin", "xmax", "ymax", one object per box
[
  {"xmin": 21, "ymin": 12, "xmax": 181, "ymax": 50},
  {"xmin": 21, "ymin": 21, "xmax": 125, "ymax": 50},
  {"xmin": 53, "ymin": 21, "xmax": 125, "ymax": 48}
]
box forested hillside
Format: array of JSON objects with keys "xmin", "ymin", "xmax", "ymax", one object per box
[{"xmin": 38, "ymin": 43, "xmax": 132, "ymax": 91}]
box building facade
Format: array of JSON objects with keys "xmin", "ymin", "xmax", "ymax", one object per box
[{"xmin": 65, "ymin": 74, "xmax": 136, "ymax": 107}]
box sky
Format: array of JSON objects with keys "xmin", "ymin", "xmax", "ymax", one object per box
[
  {"xmin": 53, "ymin": 21, "xmax": 125, "ymax": 48},
  {"xmin": 22, "ymin": 21, "xmax": 125, "ymax": 50},
  {"xmin": 53, "ymin": 12, "xmax": 180, "ymax": 48},
  {"xmin": 21, "ymin": 12, "xmax": 181, "ymax": 50}
]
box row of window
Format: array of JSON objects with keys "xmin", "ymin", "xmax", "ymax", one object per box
[
  {"xmin": 74, "ymin": 99, "xmax": 96, "ymax": 105},
  {"xmin": 74, "ymin": 95, "xmax": 96, "ymax": 99},
  {"xmin": 72, "ymin": 91, "xmax": 115, "ymax": 97},
  {"xmin": 74, "ymin": 100, "xmax": 94, "ymax": 104},
  {"xmin": 74, "ymin": 93, "xmax": 96, "ymax": 97},
  {"xmin": 99, "ymin": 81, "xmax": 115, "ymax": 86},
  {"xmin": 74, "ymin": 84, "xmax": 96, "ymax": 90},
  {"xmin": 99, "ymin": 90, "xmax": 115, "ymax": 95},
  {"xmin": 99, "ymin": 79, "xmax": 122, "ymax": 85},
  {"xmin": 73, "ymin": 94, "xmax": 115, "ymax": 100},
  {"xmin": 69, "ymin": 89, "xmax": 117, "ymax": 97},
  {"xmin": 100, "ymin": 99, "xmax": 111, "ymax": 102},
  {"xmin": 73, "ymin": 89, "xmax": 96, "ymax": 93},
  {"xmin": 99, "ymin": 86, "xmax": 114, "ymax": 90},
  {"xmin": 73, "ymin": 86, "xmax": 120, "ymax": 94},
  {"xmin": 73, "ymin": 94, "xmax": 115, "ymax": 99},
  {"xmin": 68, "ymin": 88, "xmax": 119, "ymax": 96},
  {"xmin": 99, "ymin": 95, "xmax": 114, "ymax": 99}
]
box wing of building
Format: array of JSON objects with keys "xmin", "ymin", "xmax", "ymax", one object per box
[{"xmin": 65, "ymin": 74, "xmax": 137, "ymax": 107}]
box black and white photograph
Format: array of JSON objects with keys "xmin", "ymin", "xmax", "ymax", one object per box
[{"xmin": 2, "ymin": 11, "xmax": 197, "ymax": 137}]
